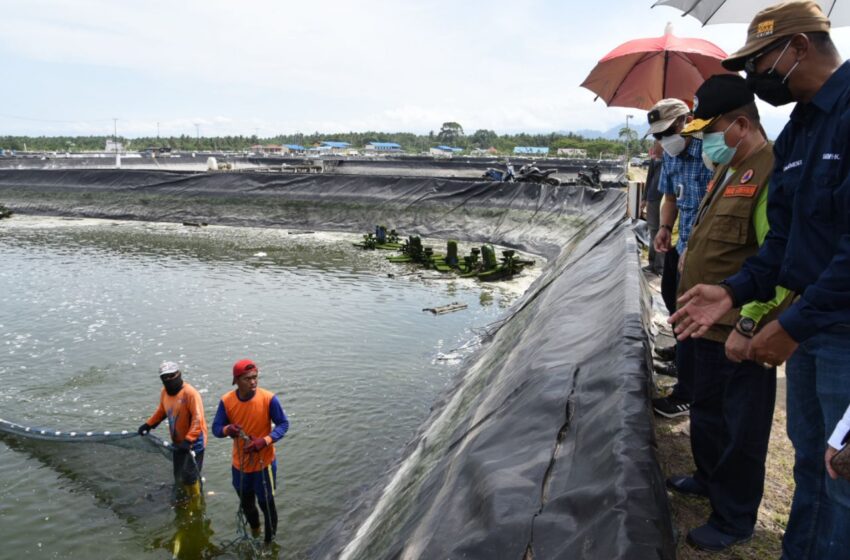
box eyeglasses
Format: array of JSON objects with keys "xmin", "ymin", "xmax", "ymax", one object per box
[
  {"xmin": 652, "ymin": 120, "xmax": 684, "ymax": 140},
  {"xmin": 745, "ymin": 38, "xmax": 792, "ymax": 74},
  {"xmin": 652, "ymin": 116, "xmax": 685, "ymax": 140},
  {"xmin": 160, "ymin": 372, "xmax": 179, "ymax": 381}
]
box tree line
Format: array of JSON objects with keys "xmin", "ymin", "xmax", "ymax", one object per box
[{"xmin": 0, "ymin": 125, "xmax": 646, "ymax": 158}]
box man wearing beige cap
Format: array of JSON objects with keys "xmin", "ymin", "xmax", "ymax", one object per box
[
  {"xmin": 671, "ymin": 2, "xmax": 850, "ymax": 558},
  {"xmin": 646, "ymin": 97, "xmax": 713, "ymax": 419}
]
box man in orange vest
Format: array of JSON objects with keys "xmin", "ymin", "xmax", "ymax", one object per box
[{"xmin": 212, "ymin": 359, "xmax": 289, "ymax": 543}]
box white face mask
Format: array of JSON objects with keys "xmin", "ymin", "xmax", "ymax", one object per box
[{"xmin": 660, "ymin": 134, "xmax": 686, "ymax": 157}]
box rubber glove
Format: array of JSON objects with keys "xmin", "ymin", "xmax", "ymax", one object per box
[
  {"xmin": 138, "ymin": 423, "xmax": 151, "ymax": 436},
  {"xmin": 223, "ymin": 424, "xmax": 242, "ymax": 438},
  {"xmin": 245, "ymin": 436, "xmax": 267, "ymax": 452}
]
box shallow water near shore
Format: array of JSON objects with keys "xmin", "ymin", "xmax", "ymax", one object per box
[{"xmin": 0, "ymin": 216, "xmax": 539, "ymax": 559}]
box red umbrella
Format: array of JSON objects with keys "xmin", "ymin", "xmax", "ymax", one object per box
[{"xmin": 580, "ymin": 24, "xmax": 734, "ymax": 110}]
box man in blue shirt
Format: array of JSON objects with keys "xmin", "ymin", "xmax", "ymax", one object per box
[
  {"xmin": 648, "ymin": 98, "xmax": 713, "ymax": 418},
  {"xmin": 671, "ymin": 2, "xmax": 850, "ymax": 557}
]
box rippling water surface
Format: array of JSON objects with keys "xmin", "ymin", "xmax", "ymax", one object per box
[{"xmin": 0, "ymin": 216, "xmax": 537, "ymax": 559}]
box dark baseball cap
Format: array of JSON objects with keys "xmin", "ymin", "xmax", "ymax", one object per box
[
  {"xmin": 682, "ymin": 75, "xmax": 755, "ymax": 134},
  {"xmin": 722, "ymin": 0, "xmax": 831, "ymax": 72}
]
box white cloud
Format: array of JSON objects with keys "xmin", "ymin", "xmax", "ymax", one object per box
[{"xmin": 1, "ymin": 0, "xmax": 849, "ymax": 137}]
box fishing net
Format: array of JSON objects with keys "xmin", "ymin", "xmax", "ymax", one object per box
[
  {"xmin": 0, "ymin": 417, "xmax": 175, "ymax": 521},
  {"xmin": 0, "ymin": 418, "xmax": 278, "ymax": 559}
]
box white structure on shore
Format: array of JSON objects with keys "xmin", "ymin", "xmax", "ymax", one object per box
[
  {"xmin": 364, "ymin": 142, "xmax": 402, "ymax": 153},
  {"xmin": 430, "ymin": 145, "xmax": 463, "ymax": 157},
  {"xmin": 557, "ymin": 148, "xmax": 587, "ymax": 158}
]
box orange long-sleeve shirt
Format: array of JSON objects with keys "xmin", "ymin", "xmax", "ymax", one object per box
[{"xmin": 146, "ymin": 382, "xmax": 208, "ymax": 451}]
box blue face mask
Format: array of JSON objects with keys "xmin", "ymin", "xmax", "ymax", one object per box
[{"xmin": 702, "ymin": 121, "xmax": 742, "ymax": 165}]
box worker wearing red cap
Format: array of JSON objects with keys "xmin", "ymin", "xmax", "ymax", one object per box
[{"xmin": 212, "ymin": 359, "xmax": 289, "ymax": 543}]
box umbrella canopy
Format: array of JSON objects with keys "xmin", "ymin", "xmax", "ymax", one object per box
[
  {"xmin": 653, "ymin": 0, "xmax": 848, "ymax": 26},
  {"xmin": 580, "ymin": 25, "xmax": 734, "ymax": 110}
]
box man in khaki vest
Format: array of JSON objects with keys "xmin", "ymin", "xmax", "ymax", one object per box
[{"xmin": 668, "ymin": 74, "xmax": 791, "ymax": 552}]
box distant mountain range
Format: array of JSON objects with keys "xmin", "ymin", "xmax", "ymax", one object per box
[
  {"xmin": 569, "ymin": 115, "xmax": 786, "ymax": 141},
  {"xmin": 569, "ymin": 123, "xmax": 650, "ymax": 140}
]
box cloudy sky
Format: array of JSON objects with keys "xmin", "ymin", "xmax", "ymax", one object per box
[{"xmin": 2, "ymin": 0, "xmax": 849, "ymax": 139}]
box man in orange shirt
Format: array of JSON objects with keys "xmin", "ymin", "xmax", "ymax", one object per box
[
  {"xmin": 212, "ymin": 359, "xmax": 289, "ymax": 543},
  {"xmin": 138, "ymin": 361, "xmax": 208, "ymax": 501}
]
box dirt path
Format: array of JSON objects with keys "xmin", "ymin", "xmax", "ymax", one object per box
[{"xmin": 655, "ymin": 395, "xmax": 793, "ymax": 558}]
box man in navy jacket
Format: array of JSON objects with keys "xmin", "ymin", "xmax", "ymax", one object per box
[{"xmin": 671, "ymin": 3, "xmax": 850, "ymax": 558}]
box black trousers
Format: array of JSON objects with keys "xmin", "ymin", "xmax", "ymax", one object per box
[
  {"xmin": 239, "ymin": 490, "xmax": 278, "ymax": 542},
  {"xmin": 646, "ymin": 197, "xmax": 664, "ymax": 273},
  {"xmin": 173, "ymin": 449, "xmax": 204, "ymax": 486},
  {"xmin": 661, "ymin": 248, "xmax": 679, "ymax": 316},
  {"xmin": 691, "ymin": 338, "xmax": 776, "ymax": 536},
  {"xmin": 671, "ymin": 336, "xmax": 695, "ymax": 403},
  {"xmin": 661, "ymin": 247, "xmax": 695, "ymax": 403}
]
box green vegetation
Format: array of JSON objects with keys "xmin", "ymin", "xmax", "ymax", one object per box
[
  {"xmin": 0, "ymin": 124, "xmax": 650, "ymax": 158},
  {"xmin": 437, "ymin": 122, "xmax": 465, "ymax": 145}
]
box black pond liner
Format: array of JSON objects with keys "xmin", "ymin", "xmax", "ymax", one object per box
[{"xmin": 0, "ymin": 169, "xmax": 675, "ymax": 559}]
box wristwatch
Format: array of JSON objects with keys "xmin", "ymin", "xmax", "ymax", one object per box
[
  {"xmin": 735, "ymin": 316, "xmax": 757, "ymax": 338},
  {"xmin": 660, "ymin": 224, "xmax": 673, "ymax": 231}
]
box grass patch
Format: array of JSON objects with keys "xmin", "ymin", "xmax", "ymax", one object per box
[{"xmin": 655, "ymin": 385, "xmax": 794, "ymax": 559}]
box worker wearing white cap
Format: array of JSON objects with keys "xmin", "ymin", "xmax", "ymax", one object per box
[{"xmin": 138, "ymin": 361, "xmax": 208, "ymax": 502}]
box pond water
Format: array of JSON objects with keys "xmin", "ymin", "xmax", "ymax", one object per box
[{"xmin": 0, "ymin": 216, "xmax": 538, "ymax": 559}]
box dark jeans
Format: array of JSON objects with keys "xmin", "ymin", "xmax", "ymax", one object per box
[
  {"xmin": 782, "ymin": 329, "xmax": 850, "ymax": 559},
  {"xmin": 691, "ymin": 338, "xmax": 775, "ymax": 536}
]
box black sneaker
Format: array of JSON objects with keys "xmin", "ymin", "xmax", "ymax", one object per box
[
  {"xmin": 655, "ymin": 345, "xmax": 676, "ymax": 361},
  {"xmin": 666, "ymin": 475, "xmax": 708, "ymax": 498},
  {"xmin": 653, "ymin": 396, "xmax": 690, "ymax": 418}
]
